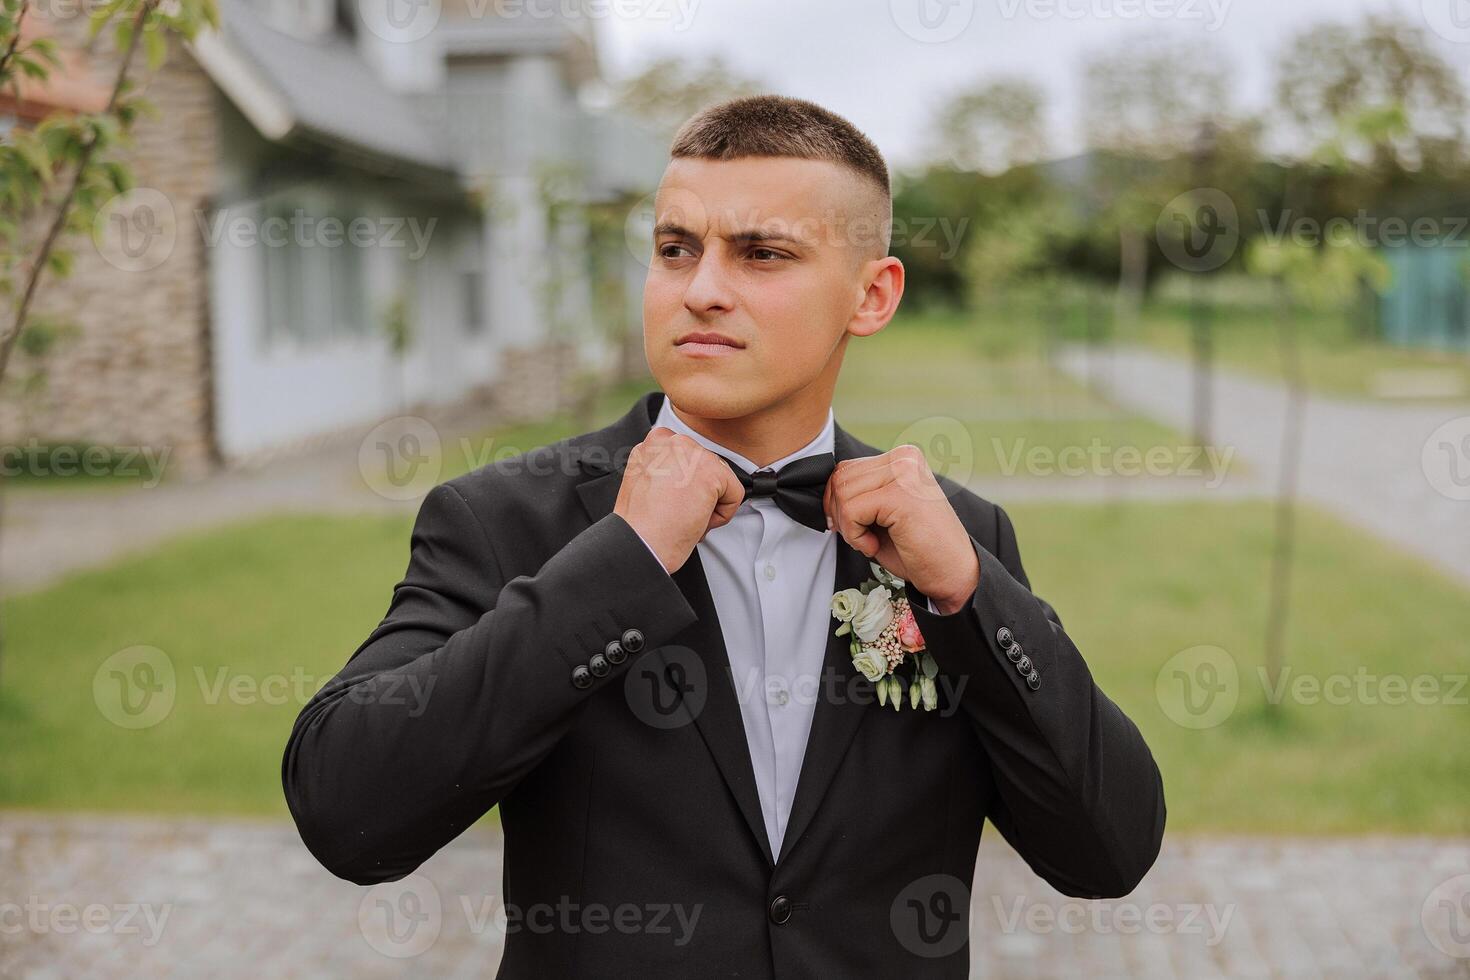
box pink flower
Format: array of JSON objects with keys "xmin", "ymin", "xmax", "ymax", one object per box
[{"xmin": 896, "ymin": 607, "xmax": 925, "ymax": 653}]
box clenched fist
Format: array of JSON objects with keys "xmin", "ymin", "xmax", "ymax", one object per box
[{"xmin": 613, "ymin": 426, "xmax": 746, "ymax": 573}]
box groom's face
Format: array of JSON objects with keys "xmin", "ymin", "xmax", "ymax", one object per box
[{"xmin": 643, "ymin": 155, "xmax": 884, "ymax": 418}]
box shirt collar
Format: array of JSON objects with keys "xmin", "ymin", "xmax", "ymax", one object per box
[{"xmin": 653, "ymin": 392, "xmax": 835, "ymax": 475}]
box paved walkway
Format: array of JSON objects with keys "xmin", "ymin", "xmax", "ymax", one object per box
[
  {"xmin": 0, "ymin": 813, "xmax": 1465, "ymax": 978},
  {"xmin": 0, "ymin": 409, "xmax": 487, "ymax": 594},
  {"xmin": 1056, "ymin": 346, "xmax": 1470, "ymax": 588}
]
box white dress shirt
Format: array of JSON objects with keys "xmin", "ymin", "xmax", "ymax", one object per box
[{"xmin": 627, "ymin": 393, "xmax": 935, "ymax": 856}]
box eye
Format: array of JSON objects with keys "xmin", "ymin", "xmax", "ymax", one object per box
[
  {"xmin": 750, "ymin": 247, "xmax": 786, "ymax": 261},
  {"xmin": 658, "ymin": 243, "xmax": 694, "ymax": 259}
]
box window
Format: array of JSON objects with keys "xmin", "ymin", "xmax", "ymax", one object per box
[
  {"xmin": 461, "ymin": 268, "xmax": 484, "ymax": 334},
  {"xmin": 258, "ymin": 191, "xmax": 373, "ymax": 348}
]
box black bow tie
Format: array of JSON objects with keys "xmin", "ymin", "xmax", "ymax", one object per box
[{"xmin": 718, "ymin": 452, "xmax": 836, "ymax": 533}]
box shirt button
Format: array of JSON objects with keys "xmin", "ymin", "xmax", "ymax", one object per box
[
  {"xmin": 771, "ymin": 686, "xmax": 790, "ymax": 706},
  {"xmin": 763, "ymin": 562, "xmax": 776, "ymax": 581}
]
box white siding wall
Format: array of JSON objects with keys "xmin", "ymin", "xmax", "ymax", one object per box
[{"xmin": 208, "ymin": 184, "xmax": 494, "ymax": 459}]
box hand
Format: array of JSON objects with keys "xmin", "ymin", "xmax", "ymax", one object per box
[
  {"xmin": 823, "ymin": 444, "xmax": 980, "ymax": 614},
  {"xmin": 614, "ymin": 426, "xmax": 746, "ymax": 574}
]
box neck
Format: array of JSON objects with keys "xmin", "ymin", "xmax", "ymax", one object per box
[{"xmin": 667, "ymin": 385, "xmax": 833, "ymax": 470}]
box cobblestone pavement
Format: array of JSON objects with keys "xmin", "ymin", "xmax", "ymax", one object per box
[
  {"xmin": 1056, "ymin": 346, "xmax": 1470, "ymax": 588},
  {"xmin": 1, "ymin": 813, "xmax": 1466, "ymax": 978}
]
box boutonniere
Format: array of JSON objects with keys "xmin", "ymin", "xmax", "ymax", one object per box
[{"xmin": 831, "ymin": 561, "xmax": 939, "ymax": 711}]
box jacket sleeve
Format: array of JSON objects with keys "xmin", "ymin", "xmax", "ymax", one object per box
[
  {"xmin": 903, "ymin": 503, "xmax": 1166, "ymax": 899},
  {"xmin": 281, "ymin": 482, "xmax": 698, "ymax": 886}
]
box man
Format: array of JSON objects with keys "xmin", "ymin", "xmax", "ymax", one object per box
[{"xmin": 282, "ymin": 95, "xmax": 1165, "ymax": 978}]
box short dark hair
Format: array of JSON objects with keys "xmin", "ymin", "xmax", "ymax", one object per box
[
  {"xmin": 669, "ymin": 95, "xmax": 892, "ymax": 257},
  {"xmin": 670, "ymin": 95, "xmax": 889, "ymax": 197}
]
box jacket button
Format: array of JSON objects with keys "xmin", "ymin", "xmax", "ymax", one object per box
[
  {"xmin": 604, "ymin": 640, "xmax": 626, "ymax": 665},
  {"xmin": 768, "ymin": 894, "xmax": 792, "ymax": 925},
  {"xmin": 589, "ymin": 652, "xmax": 610, "ymax": 677},
  {"xmin": 1006, "ymin": 642, "xmax": 1024, "ymax": 664},
  {"xmin": 1015, "ymin": 655, "xmax": 1032, "ymax": 674},
  {"xmin": 996, "ymin": 627, "xmax": 1014, "ymax": 650},
  {"xmin": 1026, "ymin": 669, "xmax": 1041, "ymax": 690},
  {"xmin": 571, "ymin": 665, "xmax": 593, "ymax": 689},
  {"xmin": 621, "ymin": 628, "xmax": 645, "ymax": 654}
]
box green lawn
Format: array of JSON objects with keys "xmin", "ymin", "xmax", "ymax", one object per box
[{"xmin": 1, "ymin": 499, "xmax": 1464, "ymax": 834}]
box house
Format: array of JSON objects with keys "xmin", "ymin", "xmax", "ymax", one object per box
[{"xmin": 2, "ymin": 0, "xmax": 665, "ymax": 476}]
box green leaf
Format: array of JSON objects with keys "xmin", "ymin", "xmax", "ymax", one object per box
[
  {"xmin": 28, "ymin": 37, "xmax": 62, "ymax": 67},
  {"xmin": 46, "ymin": 248, "xmax": 74, "ymax": 277},
  {"xmin": 144, "ymin": 27, "xmax": 166, "ymax": 70},
  {"xmin": 9, "ymin": 130, "xmax": 52, "ymax": 183},
  {"xmin": 18, "ymin": 57, "xmax": 48, "ymax": 81}
]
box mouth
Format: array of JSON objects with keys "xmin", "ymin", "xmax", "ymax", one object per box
[{"xmin": 674, "ymin": 331, "xmax": 746, "ymax": 357}]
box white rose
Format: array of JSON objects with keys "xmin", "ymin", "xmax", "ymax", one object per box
[
  {"xmin": 851, "ymin": 586, "xmax": 894, "ymax": 642},
  {"xmin": 851, "ymin": 646, "xmax": 887, "ymax": 683},
  {"xmin": 920, "ymin": 675, "xmax": 938, "ymax": 711},
  {"xmin": 830, "ymin": 588, "xmax": 866, "ymax": 623}
]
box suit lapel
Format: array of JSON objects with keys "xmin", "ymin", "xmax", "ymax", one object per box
[{"xmin": 574, "ymin": 391, "xmax": 883, "ymax": 869}]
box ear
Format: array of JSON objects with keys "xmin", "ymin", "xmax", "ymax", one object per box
[{"xmin": 847, "ymin": 256, "xmax": 905, "ymax": 339}]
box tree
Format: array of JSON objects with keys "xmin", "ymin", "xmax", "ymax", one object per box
[
  {"xmin": 1275, "ymin": 14, "xmax": 1467, "ymax": 180},
  {"xmin": 926, "ymin": 78, "xmax": 1047, "ymax": 175},
  {"xmin": 610, "ymin": 54, "xmax": 762, "ymax": 139}
]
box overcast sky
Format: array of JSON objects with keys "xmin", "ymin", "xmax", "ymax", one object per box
[{"xmin": 595, "ymin": 0, "xmax": 1470, "ymax": 170}]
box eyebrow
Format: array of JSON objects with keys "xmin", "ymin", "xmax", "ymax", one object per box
[{"xmin": 653, "ymin": 223, "xmax": 810, "ymax": 248}]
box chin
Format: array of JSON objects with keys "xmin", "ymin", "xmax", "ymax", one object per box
[{"xmin": 654, "ymin": 370, "xmax": 769, "ymax": 420}]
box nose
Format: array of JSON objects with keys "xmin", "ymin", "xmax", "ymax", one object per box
[{"xmin": 682, "ymin": 246, "xmax": 736, "ymax": 316}]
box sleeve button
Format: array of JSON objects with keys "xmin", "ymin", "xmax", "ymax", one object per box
[
  {"xmin": 589, "ymin": 653, "xmax": 610, "ymax": 677},
  {"xmin": 1015, "ymin": 654, "xmax": 1032, "ymax": 673},
  {"xmin": 996, "ymin": 627, "xmax": 1014, "ymax": 650},
  {"xmin": 621, "ymin": 628, "xmax": 645, "ymax": 654},
  {"xmin": 604, "ymin": 640, "xmax": 626, "ymax": 665},
  {"xmin": 1026, "ymin": 669, "xmax": 1041, "ymax": 690},
  {"xmin": 571, "ymin": 665, "xmax": 593, "ymax": 689}
]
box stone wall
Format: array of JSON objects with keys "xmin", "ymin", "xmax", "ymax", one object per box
[{"xmin": 2, "ymin": 17, "xmax": 218, "ymax": 478}]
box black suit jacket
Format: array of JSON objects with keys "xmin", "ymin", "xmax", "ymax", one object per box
[{"xmin": 282, "ymin": 390, "xmax": 1165, "ymax": 978}]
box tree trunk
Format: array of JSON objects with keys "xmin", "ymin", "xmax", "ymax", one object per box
[{"xmin": 1263, "ymin": 276, "xmax": 1305, "ymax": 712}]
